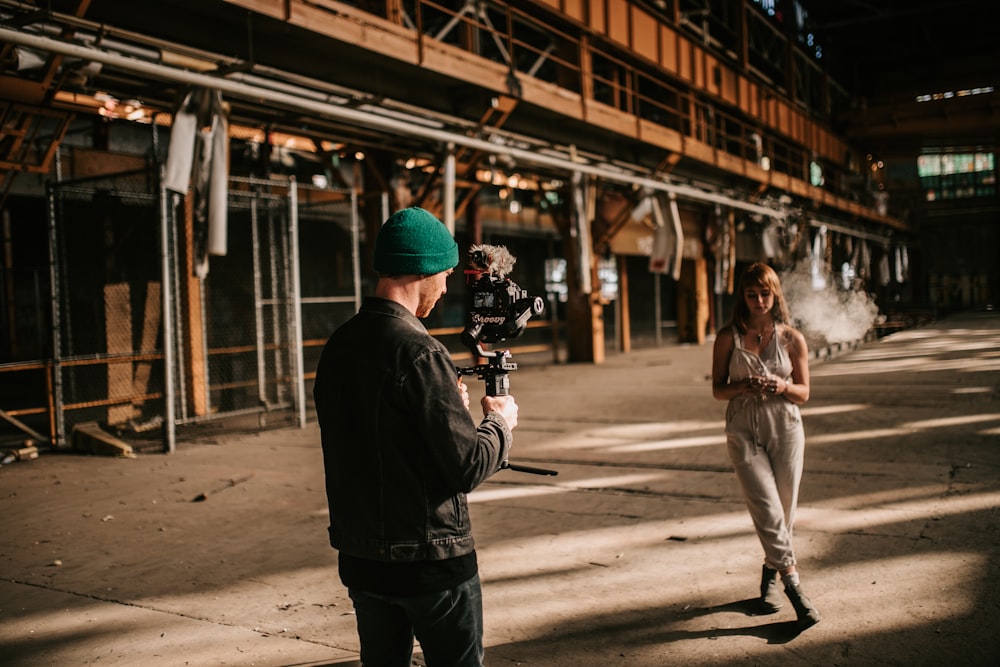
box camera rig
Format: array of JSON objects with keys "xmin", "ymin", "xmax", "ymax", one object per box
[{"xmin": 455, "ymin": 244, "xmax": 556, "ymax": 477}]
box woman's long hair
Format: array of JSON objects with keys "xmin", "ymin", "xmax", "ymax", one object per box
[{"xmin": 731, "ymin": 262, "xmax": 791, "ymax": 334}]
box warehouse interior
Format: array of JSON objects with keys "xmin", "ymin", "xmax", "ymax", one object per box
[{"xmin": 1, "ymin": 0, "xmax": 998, "ymax": 454}]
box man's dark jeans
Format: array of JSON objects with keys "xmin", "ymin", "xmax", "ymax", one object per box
[{"xmin": 349, "ymin": 573, "xmax": 484, "ymax": 667}]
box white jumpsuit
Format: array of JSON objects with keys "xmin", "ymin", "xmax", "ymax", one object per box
[{"xmin": 725, "ymin": 325, "xmax": 805, "ymax": 571}]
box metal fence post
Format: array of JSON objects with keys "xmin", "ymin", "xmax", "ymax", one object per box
[
  {"xmin": 159, "ymin": 178, "xmax": 177, "ymax": 453},
  {"xmin": 287, "ymin": 178, "xmax": 307, "ymax": 428}
]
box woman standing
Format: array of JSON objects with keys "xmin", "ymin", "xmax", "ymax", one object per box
[{"xmin": 711, "ymin": 262, "xmax": 821, "ymax": 629}]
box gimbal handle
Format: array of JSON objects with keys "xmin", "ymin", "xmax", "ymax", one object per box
[
  {"xmin": 456, "ymin": 341, "xmax": 517, "ymax": 396},
  {"xmin": 457, "ymin": 340, "xmax": 560, "ymax": 476}
]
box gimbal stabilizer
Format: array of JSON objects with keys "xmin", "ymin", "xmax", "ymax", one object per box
[{"xmin": 455, "ymin": 245, "xmax": 557, "ymax": 477}]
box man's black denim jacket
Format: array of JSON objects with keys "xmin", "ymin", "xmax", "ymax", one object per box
[{"xmin": 314, "ymin": 297, "xmax": 512, "ymax": 562}]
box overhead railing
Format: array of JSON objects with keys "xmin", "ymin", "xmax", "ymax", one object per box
[
  {"xmin": 0, "ymin": 25, "xmax": 785, "ymax": 219},
  {"xmin": 274, "ymin": 0, "xmax": 897, "ymax": 228},
  {"xmin": 1, "ymin": 0, "xmax": 903, "ymax": 233}
]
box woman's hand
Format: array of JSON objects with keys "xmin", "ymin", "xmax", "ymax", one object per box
[{"xmin": 758, "ymin": 375, "xmax": 787, "ymax": 395}]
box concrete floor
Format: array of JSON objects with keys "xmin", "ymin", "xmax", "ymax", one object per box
[{"xmin": 1, "ymin": 311, "xmax": 998, "ymax": 666}]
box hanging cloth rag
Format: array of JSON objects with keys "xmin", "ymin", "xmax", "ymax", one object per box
[
  {"xmin": 858, "ymin": 239, "xmax": 871, "ymax": 285},
  {"xmin": 649, "ymin": 192, "xmax": 684, "ymax": 280},
  {"xmin": 760, "ymin": 220, "xmax": 781, "ymax": 261},
  {"xmin": 164, "ymin": 88, "xmax": 229, "ymax": 278},
  {"xmin": 784, "ymin": 220, "xmax": 807, "ymax": 266},
  {"xmin": 810, "ymin": 225, "xmax": 827, "ymax": 290},
  {"xmin": 878, "ymin": 246, "xmax": 891, "ymax": 286},
  {"xmin": 895, "ymin": 246, "xmax": 909, "ymax": 283},
  {"xmin": 648, "ymin": 195, "xmax": 674, "ymax": 276},
  {"xmin": 713, "ymin": 206, "xmax": 726, "ymax": 293},
  {"xmin": 164, "ymin": 91, "xmax": 199, "ymax": 193}
]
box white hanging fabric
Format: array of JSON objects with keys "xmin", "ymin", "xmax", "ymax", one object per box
[
  {"xmin": 164, "ymin": 88, "xmax": 230, "ymax": 278},
  {"xmin": 858, "ymin": 239, "xmax": 871, "ymax": 285},
  {"xmin": 878, "ymin": 247, "xmax": 891, "ymax": 286},
  {"xmin": 648, "ymin": 195, "xmax": 674, "ymax": 276},
  {"xmin": 810, "ymin": 225, "xmax": 827, "ymax": 290},
  {"xmin": 895, "ymin": 246, "xmax": 909, "ymax": 283},
  {"xmin": 648, "ymin": 193, "xmax": 684, "ymax": 280},
  {"xmin": 669, "ymin": 195, "xmax": 684, "ymax": 282},
  {"xmin": 761, "ymin": 221, "xmax": 781, "ymax": 260},
  {"xmin": 164, "ymin": 90, "xmax": 198, "ymax": 193}
]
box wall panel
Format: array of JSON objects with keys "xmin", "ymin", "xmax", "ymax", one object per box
[
  {"xmin": 777, "ymin": 100, "xmax": 789, "ymax": 134},
  {"xmin": 659, "ymin": 24, "xmax": 678, "ymax": 73},
  {"xmin": 677, "ymin": 34, "xmax": 692, "ymax": 82},
  {"xmin": 589, "ymin": 0, "xmax": 606, "ymax": 34},
  {"xmin": 693, "ymin": 50, "xmax": 704, "ymax": 89},
  {"xmin": 630, "ymin": 5, "xmax": 659, "ymax": 62},
  {"xmin": 562, "ymin": 0, "xmax": 585, "ymax": 22},
  {"xmin": 704, "ymin": 54, "xmax": 718, "ymax": 96},
  {"xmin": 607, "ymin": 0, "xmax": 630, "ymax": 46},
  {"xmin": 720, "ymin": 64, "xmax": 737, "ymax": 105}
]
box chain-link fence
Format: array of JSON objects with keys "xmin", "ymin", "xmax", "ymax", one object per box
[
  {"xmin": 295, "ymin": 191, "xmax": 363, "ymax": 400},
  {"xmin": 44, "ymin": 165, "xmax": 358, "ymax": 452},
  {"xmin": 166, "ymin": 178, "xmax": 359, "ymax": 437},
  {"xmin": 49, "ymin": 168, "xmax": 167, "ymax": 450}
]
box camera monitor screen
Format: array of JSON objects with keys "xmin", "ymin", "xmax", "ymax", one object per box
[{"xmin": 473, "ymin": 291, "xmax": 495, "ymax": 308}]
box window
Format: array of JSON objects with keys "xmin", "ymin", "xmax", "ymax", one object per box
[{"xmin": 917, "ymin": 152, "xmax": 996, "ymax": 201}]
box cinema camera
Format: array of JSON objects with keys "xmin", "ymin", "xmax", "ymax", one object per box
[{"xmin": 456, "ymin": 244, "xmax": 556, "ymax": 476}]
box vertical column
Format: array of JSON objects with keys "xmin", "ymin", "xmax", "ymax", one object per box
[
  {"xmin": 618, "ymin": 254, "xmax": 631, "ymax": 352},
  {"xmin": 179, "ymin": 193, "xmax": 208, "ymax": 416}
]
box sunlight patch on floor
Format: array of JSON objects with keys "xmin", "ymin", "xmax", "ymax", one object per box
[
  {"xmin": 797, "ymin": 489, "xmax": 1000, "ymax": 533},
  {"xmin": 808, "ymin": 427, "xmax": 912, "ymax": 444},
  {"xmin": 477, "ymin": 484, "xmax": 1000, "ymax": 578},
  {"xmin": 471, "ymin": 472, "xmax": 674, "ymax": 503},
  {"xmin": 482, "ymin": 539, "xmax": 985, "ymax": 649},
  {"xmin": 800, "ymin": 403, "xmax": 870, "ymax": 416},
  {"xmin": 903, "ymin": 413, "xmax": 1000, "ymax": 429},
  {"xmin": 813, "ymin": 356, "xmax": 1000, "ymax": 376},
  {"xmin": 606, "ymin": 434, "xmax": 726, "ymax": 453},
  {"xmin": 533, "ymin": 419, "xmax": 724, "ymax": 452}
]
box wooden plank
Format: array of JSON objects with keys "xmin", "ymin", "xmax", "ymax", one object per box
[
  {"xmin": 676, "ymin": 257, "xmax": 708, "ymax": 344},
  {"xmin": 618, "ymin": 254, "xmax": 630, "ymax": 352},
  {"xmin": 131, "ymin": 281, "xmax": 161, "ymax": 413},
  {"xmin": 638, "ymin": 119, "xmax": 684, "ymax": 152},
  {"xmin": 583, "ymin": 100, "xmax": 636, "ymax": 135},
  {"xmin": 219, "ymin": 0, "xmax": 287, "ymax": 20},
  {"xmin": 180, "ymin": 195, "xmax": 209, "ymax": 416},
  {"xmin": 69, "ymin": 148, "xmax": 147, "ymax": 179},
  {"xmin": 286, "ymin": 0, "xmax": 417, "ymax": 63},
  {"xmin": 105, "ymin": 283, "xmax": 133, "ymax": 425}
]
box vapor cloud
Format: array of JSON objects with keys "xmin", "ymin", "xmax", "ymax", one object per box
[{"xmin": 781, "ymin": 264, "xmax": 882, "ymax": 345}]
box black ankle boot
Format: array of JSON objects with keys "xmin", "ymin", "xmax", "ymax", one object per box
[
  {"xmin": 784, "ymin": 581, "xmax": 821, "ymax": 628},
  {"xmin": 758, "ymin": 565, "xmax": 782, "ymax": 614}
]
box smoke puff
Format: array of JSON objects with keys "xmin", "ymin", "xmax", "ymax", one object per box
[{"xmin": 780, "ymin": 265, "xmax": 882, "ymax": 346}]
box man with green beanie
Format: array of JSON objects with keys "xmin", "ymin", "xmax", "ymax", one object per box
[{"xmin": 314, "ymin": 207, "xmax": 519, "ymax": 667}]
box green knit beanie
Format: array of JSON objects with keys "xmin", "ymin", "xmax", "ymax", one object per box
[{"xmin": 373, "ymin": 207, "xmax": 459, "ymax": 276}]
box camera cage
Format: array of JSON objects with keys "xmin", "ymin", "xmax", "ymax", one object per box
[
  {"xmin": 456, "ymin": 245, "xmax": 543, "ymax": 396},
  {"xmin": 455, "ymin": 244, "xmax": 556, "ymax": 477}
]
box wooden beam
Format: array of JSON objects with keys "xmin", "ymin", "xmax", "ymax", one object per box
[
  {"xmin": 131, "ymin": 282, "xmax": 162, "ymax": 415},
  {"xmin": 618, "ymin": 254, "xmax": 631, "ymax": 353},
  {"xmin": 104, "ymin": 283, "xmax": 133, "ymax": 425},
  {"xmin": 179, "ymin": 194, "xmax": 209, "ymax": 416}
]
